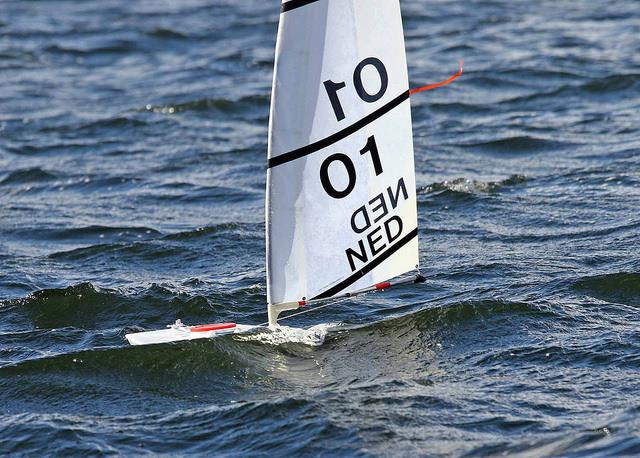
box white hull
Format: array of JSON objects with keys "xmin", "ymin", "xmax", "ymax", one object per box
[{"xmin": 125, "ymin": 321, "xmax": 257, "ymax": 346}]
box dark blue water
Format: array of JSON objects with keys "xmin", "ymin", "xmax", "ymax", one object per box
[{"xmin": 1, "ymin": 0, "xmax": 640, "ymax": 455}]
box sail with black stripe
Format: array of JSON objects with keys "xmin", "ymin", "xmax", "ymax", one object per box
[{"xmin": 266, "ymin": 0, "xmax": 419, "ymax": 311}]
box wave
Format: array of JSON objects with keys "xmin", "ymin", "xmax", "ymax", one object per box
[
  {"xmin": 497, "ymin": 73, "xmax": 640, "ymax": 106},
  {"xmin": 144, "ymin": 27, "xmax": 189, "ymax": 39},
  {"xmin": 582, "ymin": 73, "xmax": 640, "ymax": 94},
  {"xmin": 44, "ymin": 41, "xmax": 137, "ymax": 56},
  {"xmin": 0, "ymin": 168, "xmax": 57, "ymax": 186},
  {"xmin": 2, "ymin": 282, "xmax": 231, "ymax": 331},
  {"xmin": 489, "ymin": 221, "xmax": 640, "ymax": 243},
  {"xmin": 143, "ymin": 184, "xmax": 258, "ymax": 204},
  {"xmin": 0, "ymin": 298, "xmax": 558, "ymax": 408},
  {"xmin": 475, "ymin": 337, "xmax": 640, "ymax": 369},
  {"xmin": 484, "ymin": 406, "xmax": 640, "ymax": 456},
  {"xmin": 47, "ymin": 240, "xmax": 183, "ymax": 262},
  {"xmin": 457, "ymin": 135, "xmax": 573, "ymax": 154},
  {"xmin": 46, "ymin": 222, "xmax": 261, "ymax": 257},
  {"xmin": 501, "ymin": 67, "xmax": 588, "ymax": 83},
  {"xmin": 235, "ymin": 323, "xmax": 338, "ymax": 347},
  {"xmin": 1, "ymin": 279, "xmax": 268, "ymax": 333},
  {"xmin": 418, "ymin": 174, "xmax": 527, "ymax": 196},
  {"xmin": 0, "ymin": 396, "xmax": 358, "ymax": 455},
  {"xmin": 366, "ymin": 299, "xmax": 554, "ymax": 331},
  {"xmin": 425, "ymin": 101, "xmax": 493, "ymax": 114},
  {"xmin": 574, "ymin": 272, "xmax": 640, "ymax": 307},
  {"xmin": 141, "ymin": 94, "xmax": 269, "ymax": 115},
  {"xmin": 77, "ymin": 116, "xmax": 148, "ymax": 131},
  {"xmin": 2, "ymin": 283, "xmax": 133, "ymax": 330},
  {"xmin": 32, "ymin": 225, "xmax": 160, "ymax": 242},
  {"xmin": 45, "ymin": 222, "xmax": 264, "ymax": 280},
  {"xmin": 162, "ymin": 222, "xmax": 261, "ymax": 241},
  {"xmin": 5, "ymin": 140, "xmax": 111, "ymax": 156}
]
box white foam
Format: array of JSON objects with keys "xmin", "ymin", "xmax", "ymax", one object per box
[{"xmin": 234, "ymin": 323, "xmax": 339, "ymax": 347}]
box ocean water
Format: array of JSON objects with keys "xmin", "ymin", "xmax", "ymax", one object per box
[{"xmin": 1, "ymin": 0, "xmax": 640, "ymax": 455}]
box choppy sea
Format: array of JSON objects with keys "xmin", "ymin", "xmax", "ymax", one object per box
[{"xmin": 1, "ymin": 0, "xmax": 640, "ymax": 455}]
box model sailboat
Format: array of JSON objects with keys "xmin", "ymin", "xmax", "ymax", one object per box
[{"xmin": 125, "ymin": 0, "xmax": 459, "ymax": 346}]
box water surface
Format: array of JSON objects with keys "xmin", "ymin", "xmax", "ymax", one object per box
[{"xmin": 1, "ymin": 0, "xmax": 640, "ymax": 455}]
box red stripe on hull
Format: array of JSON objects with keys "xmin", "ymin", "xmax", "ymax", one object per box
[{"xmin": 190, "ymin": 323, "xmax": 237, "ymax": 332}]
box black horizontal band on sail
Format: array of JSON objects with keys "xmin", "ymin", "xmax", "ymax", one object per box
[
  {"xmin": 281, "ymin": 0, "xmax": 322, "ymax": 13},
  {"xmin": 268, "ymin": 90, "xmax": 410, "ymax": 169},
  {"xmin": 312, "ymin": 227, "xmax": 418, "ymax": 300}
]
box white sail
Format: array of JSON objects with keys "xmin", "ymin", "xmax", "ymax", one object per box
[{"xmin": 266, "ymin": 0, "xmax": 419, "ymax": 309}]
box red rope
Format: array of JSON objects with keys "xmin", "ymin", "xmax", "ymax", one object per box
[{"xmin": 409, "ymin": 60, "xmax": 464, "ymax": 95}]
